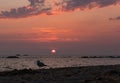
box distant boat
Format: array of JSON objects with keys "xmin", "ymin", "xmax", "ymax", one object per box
[{"xmin": 36, "ymin": 60, "xmax": 46, "ymax": 67}]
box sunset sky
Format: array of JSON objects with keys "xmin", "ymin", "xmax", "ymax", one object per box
[{"xmin": 0, "ymin": 0, "xmax": 120, "ymax": 56}]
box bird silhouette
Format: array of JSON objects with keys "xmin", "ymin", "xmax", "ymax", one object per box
[{"xmin": 36, "ymin": 60, "xmax": 46, "ymax": 67}]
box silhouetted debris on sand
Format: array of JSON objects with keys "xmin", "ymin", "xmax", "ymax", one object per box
[{"xmin": 0, "ymin": 65, "xmax": 120, "ymax": 83}]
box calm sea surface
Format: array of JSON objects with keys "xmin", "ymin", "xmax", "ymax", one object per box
[{"xmin": 0, "ymin": 55, "xmax": 120, "ymax": 71}]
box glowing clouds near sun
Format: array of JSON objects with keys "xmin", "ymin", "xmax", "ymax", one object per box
[
  {"xmin": 28, "ymin": 27, "xmax": 80, "ymax": 42},
  {"xmin": 0, "ymin": 27, "xmax": 81, "ymax": 42},
  {"xmin": 0, "ymin": 0, "xmax": 120, "ymax": 18}
]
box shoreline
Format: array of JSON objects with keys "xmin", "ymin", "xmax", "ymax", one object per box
[{"xmin": 0, "ymin": 65, "xmax": 120, "ymax": 83}]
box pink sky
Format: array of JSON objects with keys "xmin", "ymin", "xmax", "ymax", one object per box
[{"xmin": 0, "ymin": 0, "xmax": 120, "ymax": 55}]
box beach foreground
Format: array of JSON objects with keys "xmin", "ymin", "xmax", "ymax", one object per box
[{"xmin": 0, "ymin": 65, "xmax": 120, "ymax": 83}]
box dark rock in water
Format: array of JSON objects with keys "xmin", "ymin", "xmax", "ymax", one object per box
[
  {"xmin": 23, "ymin": 54, "xmax": 29, "ymax": 56},
  {"xmin": 36, "ymin": 60, "xmax": 47, "ymax": 67},
  {"xmin": 6, "ymin": 56, "xmax": 19, "ymax": 58},
  {"xmin": 16, "ymin": 54, "xmax": 21, "ymax": 56}
]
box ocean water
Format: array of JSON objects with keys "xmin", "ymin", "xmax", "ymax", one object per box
[{"xmin": 0, "ymin": 55, "xmax": 120, "ymax": 71}]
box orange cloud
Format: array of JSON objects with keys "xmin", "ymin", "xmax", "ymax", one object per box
[
  {"xmin": 30, "ymin": 27, "xmax": 80, "ymax": 42},
  {"xmin": 0, "ymin": 27, "xmax": 80, "ymax": 42}
]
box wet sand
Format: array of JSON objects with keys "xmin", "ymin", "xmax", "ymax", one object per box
[{"xmin": 0, "ymin": 65, "xmax": 120, "ymax": 83}]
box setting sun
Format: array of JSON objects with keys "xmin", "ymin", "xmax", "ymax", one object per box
[{"xmin": 51, "ymin": 49, "xmax": 56, "ymax": 54}]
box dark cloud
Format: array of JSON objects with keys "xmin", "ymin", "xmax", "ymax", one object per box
[
  {"xmin": 109, "ymin": 16, "xmax": 120, "ymax": 20},
  {"xmin": 0, "ymin": 0, "xmax": 52, "ymax": 18},
  {"xmin": 0, "ymin": 0, "xmax": 120, "ymax": 18},
  {"xmin": 63, "ymin": 0, "xmax": 120, "ymax": 11}
]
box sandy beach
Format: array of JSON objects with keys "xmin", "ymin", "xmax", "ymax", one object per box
[{"xmin": 0, "ymin": 65, "xmax": 120, "ymax": 83}]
